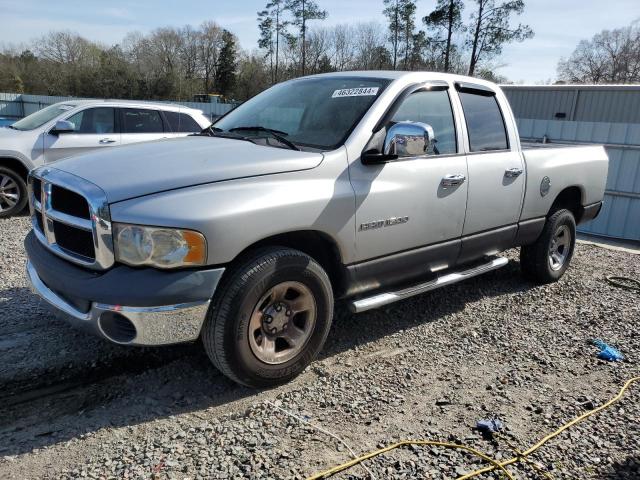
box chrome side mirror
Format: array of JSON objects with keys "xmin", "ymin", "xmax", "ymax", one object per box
[
  {"xmin": 383, "ymin": 121, "xmax": 435, "ymax": 158},
  {"xmin": 51, "ymin": 120, "xmax": 75, "ymax": 135}
]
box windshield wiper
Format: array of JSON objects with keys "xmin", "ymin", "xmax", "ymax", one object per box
[
  {"xmin": 195, "ymin": 125, "xmax": 258, "ymax": 145},
  {"xmin": 228, "ymin": 126, "xmax": 300, "ymax": 151}
]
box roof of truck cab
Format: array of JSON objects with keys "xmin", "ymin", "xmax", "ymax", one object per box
[{"xmin": 304, "ymin": 70, "xmax": 498, "ymax": 88}]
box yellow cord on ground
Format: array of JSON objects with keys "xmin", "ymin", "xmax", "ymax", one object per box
[
  {"xmin": 307, "ymin": 376, "xmax": 639, "ymax": 480},
  {"xmin": 306, "ymin": 440, "xmax": 515, "ymax": 480}
]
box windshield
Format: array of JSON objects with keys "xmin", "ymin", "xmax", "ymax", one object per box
[
  {"xmin": 214, "ymin": 77, "xmax": 390, "ymax": 150},
  {"xmin": 11, "ymin": 103, "xmax": 76, "ymax": 131}
]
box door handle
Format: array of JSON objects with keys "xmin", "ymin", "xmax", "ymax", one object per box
[
  {"xmin": 441, "ymin": 174, "xmax": 466, "ymax": 187},
  {"xmin": 99, "ymin": 138, "xmax": 116, "ymax": 144},
  {"xmin": 504, "ymin": 167, "xmax": 523, "ymax": 178}
]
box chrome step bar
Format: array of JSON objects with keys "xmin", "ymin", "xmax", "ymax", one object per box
[{"xmin": 350, "ymin": 256, "xmax": 509, "ymax": 313}]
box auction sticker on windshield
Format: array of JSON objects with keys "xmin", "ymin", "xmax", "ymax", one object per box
[{"xmin": 332, "ymin": 87, "xmax": 379, "ymax": 98}]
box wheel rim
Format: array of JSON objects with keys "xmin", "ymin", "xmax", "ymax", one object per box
[
  {"xmin": 248, "ymin": 281, "xmax": 317, "ymax": 365},
  {"xmin": 549, "ymin": 224, "xmax": 571, "ymax": 271},
  {"xmin": 0, "ymin": 174, "xmax": 19, "ymax": 212}
]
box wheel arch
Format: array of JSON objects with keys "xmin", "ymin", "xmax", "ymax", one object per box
[
  {"xmin": 548, "ymin": 186, "xmax": 583, "ymax": 221},
  {"xmin": 229, "ymin": 230, "xmax": 347, "ymax": 296},
  {"xmin": 0, "ymin": 157, "xmax": 30, "ymax": 181}
]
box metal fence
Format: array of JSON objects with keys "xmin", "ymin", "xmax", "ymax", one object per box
[
  {"xmin": 517, "ymin": 118, "xmax": 640, "ymax": 242},
  {"xmin": 0, "ymin": 92, "xmax": 236, "ymax": 122}
]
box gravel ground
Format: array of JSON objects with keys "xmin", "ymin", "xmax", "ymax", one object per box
[{"xmin": 0, "ymin": 216, "xmax": 638, "ymax": 480}]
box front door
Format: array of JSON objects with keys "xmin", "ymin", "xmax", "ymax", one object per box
[
  {"xmin": 44, "ymin": 107, "xmax": 120, "ymax": 162},
  {"xmin": 455, "ymin": 85, "xmax": 525, "ymax": 263},
  {"xmin": 349, "ymin": 86, "xmax": 468, "ymax": 282}
]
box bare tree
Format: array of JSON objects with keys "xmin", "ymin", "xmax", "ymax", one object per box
[
  {"xmin": 558, "ymin": 22, "xmax": 640, "ymax": 83},
  {"xmin": 329, "ymin": 24, "xmax": 356, "ymax": 71},
  {"xmin": 466, "ymin": 0, "xmax": 533, "ymax": 76},
  {"xmin": 198, "ymin": 21, "xmax": 224, "ymax": 93},
  {"xmin": 353, "ymin": 22, "xmax": 390, "ymax": 70},
  {"xmin": 35, "ymin": 31, "xmax": 94, "ymax": 64}
]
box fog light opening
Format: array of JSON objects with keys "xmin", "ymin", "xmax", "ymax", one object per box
[{"xmin": 99, "ymin": 311, "xmax": 137, "ymax": 343}]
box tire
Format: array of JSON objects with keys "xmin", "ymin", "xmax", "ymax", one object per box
[
  {"xmin": 0, "ymin": 167, "xmax": 28, "ymax": 218},
  {"xmin": 201, "ymin": 247, "xmax": 334, "ymax": 388},
  {"xmin": 520, "ymin": 208, "xmax": 576, "ymax": 284}
]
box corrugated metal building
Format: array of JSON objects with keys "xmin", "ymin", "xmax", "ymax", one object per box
[{"xmin": 502, "ymin": 85, "xmax": 640, "ymax": 242}]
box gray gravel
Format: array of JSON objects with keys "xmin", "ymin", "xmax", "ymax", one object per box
[{"xmin": 0, "ymin": 216, "xmax": 638, "ymax": 480}]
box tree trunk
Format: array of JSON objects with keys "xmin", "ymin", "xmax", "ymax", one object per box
[
  {"xmin": 393, "ymin": 0, "xmax": 398, "ymax": 69},
  {"xmin": 445, "ymin": 0, "xmax": 454, "ymax": 72},
  {"xmin": 468, "ymin": 0, "xmax": 483, "ymax": 76},
  {"xmin": 275, "ymin": 6, "xmax": 280, "ymax": 82},
  {"xmin": 301, "ymin": 0, "xmax": 306, "ymax": 76}
]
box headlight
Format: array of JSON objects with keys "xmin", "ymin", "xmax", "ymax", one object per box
[{"xmin": 113, "ymin": 223, "xmax": 206, "ymax": 268}]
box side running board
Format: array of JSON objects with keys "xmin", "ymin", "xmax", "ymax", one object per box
[{"xmin": 350, "ymin": 256, "xmax": 508, "ymax": 313}]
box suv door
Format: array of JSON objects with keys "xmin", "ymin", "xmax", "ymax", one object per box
[
  {"xmin": 43, "ymin": 107, "xmax": 120, "ymax": 162},
  {"xmin": 349, "ymin": 85, "xmax": 468, "ymax": 286},
  {"xmin": 454, "ymin": 83, "xmax": 525, "ymax": 264},
  {"xmin": 119, "ymin": 108, "xmax": 167, "ymax": 145}
]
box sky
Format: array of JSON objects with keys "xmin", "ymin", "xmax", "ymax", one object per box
[{"xmin": 0, "ymin": 0, "xmax": 639, "ymax": 83}]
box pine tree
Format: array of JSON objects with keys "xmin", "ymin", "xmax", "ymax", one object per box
[
  {"xmin": 423, "ymin": 0, "xmax": 464, "ymax": 72},
  {"xmin": 215, "ymin": 30, "xmax": 237, "ymax": 97},
  {"xmin": 285, "ymin": 0, "xmax": 327, "ymax": 75}
]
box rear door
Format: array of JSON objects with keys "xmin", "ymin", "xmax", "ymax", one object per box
[
  {"xmin": 119, "ymin": 108, "xmax": 168, "ymax": 146},
  {"xmin": 454, "ymin": 82, "xmax": 525, "ymax": 263},
  {"xmin": 43, "ymin": 107, "xmax": 120, "ymax": 162}
]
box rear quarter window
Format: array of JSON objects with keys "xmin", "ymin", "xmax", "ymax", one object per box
[{"xmin": 164, "ymin": 111, "xmax": 202, "ymax": 133}]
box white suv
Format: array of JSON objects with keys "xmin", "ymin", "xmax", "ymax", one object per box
[{"xmin": 0, "ymin": 100, "xmax": 211, "ymax": 217}]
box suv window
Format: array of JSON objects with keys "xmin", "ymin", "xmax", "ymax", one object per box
[
  {"xmin": 164, "ymin": 111, "xmax": 202, "ymax": 133},
  {"xmin": 65, "ymin": 108, "xmax": 116, "ymax": 134},
  {"xmin": 391, "ymin": 90, "xmax": 457, "ymax": 155},
  {"xmin": 121, "ymin": 108, "xmax": 164, "ymax": 134},
  {"xmin": 458, "ymin": 91, "xmax": 508, "ymax": 152}
]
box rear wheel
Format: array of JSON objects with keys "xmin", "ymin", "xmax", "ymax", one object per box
[
  {"xmin": 520, "ymin": 209, "xmax": 576, "ymax": 283},
  {"xmin": 0, "ymin": 167, "xmax": 27, "ymax": 218},
  {"xmin": 201, "ymin": 247, "xmax": 334, "ymax": 388}
]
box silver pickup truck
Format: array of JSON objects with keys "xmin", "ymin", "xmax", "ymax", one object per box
[{"xmin": 25, "ymin": 72, "xmax": 608, "ymax": 387}]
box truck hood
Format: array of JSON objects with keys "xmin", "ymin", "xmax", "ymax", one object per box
[{"xmin": 52, "ymin": 136, "xmax": 324, "ymax": 203}]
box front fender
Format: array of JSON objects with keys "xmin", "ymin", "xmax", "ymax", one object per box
[{"xmin": 109, "ymin": 149, "xmax": 357, "ymax": 265}]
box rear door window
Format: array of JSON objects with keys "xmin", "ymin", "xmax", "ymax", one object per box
[
  {"xmin": 164, "ymin": 111, "xmax": 202, "ymax": 133},
  {"xmin": 458, "ymin": 90, "xmax": 508, "ymax": 152},
  {"xmin": 65, "ymin": 108, "xmax": 116, "ymax": 134},
  {"xmin": 121, "ymin": 108, "xmax": 164, "ymax": 134}
]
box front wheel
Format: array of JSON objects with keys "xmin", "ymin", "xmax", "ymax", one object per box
[
  {"xmin": 520, "ymin": 209, "xmax": 576, "ymax": 283},
  {"xmin": 0, "ymin": 167, "xmax": 28, "ymax": 218},
  {"xmin": 201, "ymin": 247, "xmax": 334, "ymax": 388}
]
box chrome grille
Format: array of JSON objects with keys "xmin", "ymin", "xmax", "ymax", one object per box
[{"xmin": 28, "ymin": 167, "xmax": 114, "ymax": 270}]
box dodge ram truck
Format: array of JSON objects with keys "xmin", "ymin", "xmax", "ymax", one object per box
[{"xmin": 25, "ymin": 72, "xmax": 608, "ymax": 387}]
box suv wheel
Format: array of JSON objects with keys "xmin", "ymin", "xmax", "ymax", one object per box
[
  {"xmin": 520, "ymin": 208, "xmax": 576, "ymax": 283},
  {"xmin": 0, "ymin": 167, "xmax": 27, "ymax": 218},
  {"xmin": 202, "ymin": 247, "xmax": 334, "ymax": 388}
]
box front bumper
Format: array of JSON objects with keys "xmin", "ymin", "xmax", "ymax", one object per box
[{"xmin": 25, "ymin": 232, "xmax": 225, "ymax": 346}]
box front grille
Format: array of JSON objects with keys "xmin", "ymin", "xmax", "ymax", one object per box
[
  {"xmin": 28, "ymin": 168, "xmax": 114, "ymax": 270},
  {"xmin": 53, "ymin": 222, "xmax": 95, "ymax": 260},
  {"xmin": 32, "ymin": 178, "xmax": 42, "ymax": 203},
  {"xmin": 35, "ymin": 212, "xmax": 44, "ymax": 233},
  {"xmin": 51, "ymin": 185, "xmax": 90, "ymax": 219}
]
